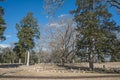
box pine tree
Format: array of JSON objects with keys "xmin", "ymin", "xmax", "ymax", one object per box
[
  {"xmin": 71, "ymin": 0, "xmax": 116, "ymax": 70},
  {"xmin": 16, "ymin": 12, "xmax": 40, "ymax": 66},
  {"xmin": 0, "ymin": 4, "xmax": 6, "ymax": 41},
  {"xmin": 13, "ymin": 43, "xmax": 26, "ymax": 64}
]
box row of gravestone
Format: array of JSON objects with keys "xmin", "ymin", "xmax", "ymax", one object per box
[{"xmin": 27, "ymin": 66, "xmax": 83, "ymax": 73}]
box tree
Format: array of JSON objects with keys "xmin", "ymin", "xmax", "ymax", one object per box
[
  {"xmin": 13, "ymin": 43, "xmax": 26, "ymax": 64},
  {"xmin": 71, "ymin": 0, "xmax": 116, "ymax": 70},
  {"xmin": 0, "ymin": 2, "xmax": 6, "ymax": 41},
  {"xmin": 48, "ymin": 15, "xmax": 76, "ymax": 65},
  {"xmin": 43, "ymin": 0, "xmax": 65, "ymax": 19},
  {"xmin": 30, "ymin": 50, "xmax": 38, "ymax": 64},
  {"xmin": 106, "ymin": 0, "xmax": 120, "ymax": 61},
  {"xmin": 1, "ymin": 48, "xmax": 12, "ymax": 63},
  {"xmin": 105, "ymin": 32, "xmax": 120, "ymax": 62},
  {"xmin": 16, "ymin": 12, "xmax": 40, "ymax": 66}
]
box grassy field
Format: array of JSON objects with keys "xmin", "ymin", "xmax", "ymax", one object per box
[{"xmin": 0, "ymin": 62, "xmax": 120, "ymax": 80}]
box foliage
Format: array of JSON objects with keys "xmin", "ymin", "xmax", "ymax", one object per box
[
  {"xmin": 16, "ymin": 12, "xmax": 40, "ymax": 65},
  {"xmin": 0, "ymin": 47, "xmax": 15, "ymax": 63},
  {"xmin": 16, "ymin": 12, "xmax": 40, "ymax": 50},
  {"xmin": 71, "ymin": 0, "xmax": 117, "ymax": 70},
  {"xmin": 30, "ymin": 50, "xmax": 38, "ymax": 64},
  {"xmin": 13, "ymin": 43, "xmax": 26, "ymax": 63},
  {"xmin": 0, "ymin": 6, "xmax": 6, "ymax": 41}
]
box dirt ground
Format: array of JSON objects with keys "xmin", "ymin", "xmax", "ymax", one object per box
[{"xmin": 0, "ymin": 62, "xmax": 120, "ymax": 80}]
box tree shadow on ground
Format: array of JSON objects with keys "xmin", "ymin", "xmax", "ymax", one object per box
[
  {"xmin": 57, "ymin": 64, "xmax": 120, "ymax": 74},
  {"xmin": 0, "ymin": 75, "xmax": 120, "ymax": 79},
  {"xmin": 57, "ymin": 64, "xmax": 89, "ymax": 70},
  {"xmin": 0, "ymin": 64, "xmax": 22, "ymax": 68}
]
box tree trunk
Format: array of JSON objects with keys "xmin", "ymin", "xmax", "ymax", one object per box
[
  {"xmin": 24, "ymin": 52, "xmax": 27, "ymax": 64},
  {"xmin": 26, "ymin": 51, "xmax": 30, "ymax": 66},
  {"xmin": 19, "ymin": 58, "xmax": 21, "ymax": 64},
  {"xmin": 61, "ymin": 58, "xmax": 65, "ymax": 66},
  {"xmin": 89, "ymin": 52, "xmax": 94, "ymax": 71}
]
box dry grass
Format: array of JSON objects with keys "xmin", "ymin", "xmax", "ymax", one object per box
[{"xmin": 0, "ymin": 62, "xmax": 120, "ymax": 80}]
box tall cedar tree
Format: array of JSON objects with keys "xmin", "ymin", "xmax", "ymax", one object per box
[
  {"xmin": 0, "ymin": 4, "xmax": 6, "ymax": 41},
  {"xmin": 71, "ymin": 0, "xmax": 116, "ymax": 70},
  {"xmin": 16, "ymin": 12, "xmax": 40, "ymax": 65},
  {"xmin": 13, "ymin": 43, "xmax": 26, "ymax": 63}
]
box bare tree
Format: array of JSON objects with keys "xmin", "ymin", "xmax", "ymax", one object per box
[
  {"xmin": 43, "ymin": 0, "xmax": 65, "ymax": 20},
  {"xmin": 48, "ymin": 15, "xmax": 76, "ymax": 65}
]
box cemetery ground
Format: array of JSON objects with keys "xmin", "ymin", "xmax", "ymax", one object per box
[{"xmin": 0, "ymin": 62, "xmax": 120, "ymax": 80}]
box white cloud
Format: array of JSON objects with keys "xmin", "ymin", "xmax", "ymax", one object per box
[
  {"xmin": 58, "ymin": 14, "xmax": 72, "ymax": 19},
  {"xmin": 48, "ymin": 22, "xmax": 60, "ymax": 27},
  {"xmin": 47, "ymin": 14, "xmax": 74, "ymax": 28},
  {"xmin": 58, "ymin": 14, "xmax": 66, "ymax": 18},
  {"xmin": 47, "ymin": 22, "xmax": 65, "ymax": 28},
  {"xmin": 0, "ymin": 44, "xmax": 10, "ymax": 48}
]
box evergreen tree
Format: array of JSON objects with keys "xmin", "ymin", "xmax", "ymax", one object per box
[
  {"xmin": 106, "ymin": 0, "xmax": 120, "ymax": 61},
  {"xmin": 71, "ymin": 0, "xmax": 116, "ymax": 70},
  {"xmin": 16, "ymin": 12, "xmax": 40, "ymax": 66},
  {"xmin": 1, "ymin": 48, "xmax": 12, "ymax": 63},
  {"xmin": 0, "ymin": 3, "xmax": 6, "ymax": 41},
  {"xmin": 13, "ymin": 43, "xmax": 26, "ymax": 64}
]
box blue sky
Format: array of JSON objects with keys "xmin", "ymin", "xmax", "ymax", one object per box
[
  {"xmin": 0, "ymin": 0, "xmax": 76, "ymax": 46},
  {"xmin": 0, "ymin": 0, "xmax": 120, "ymax": 47}
]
